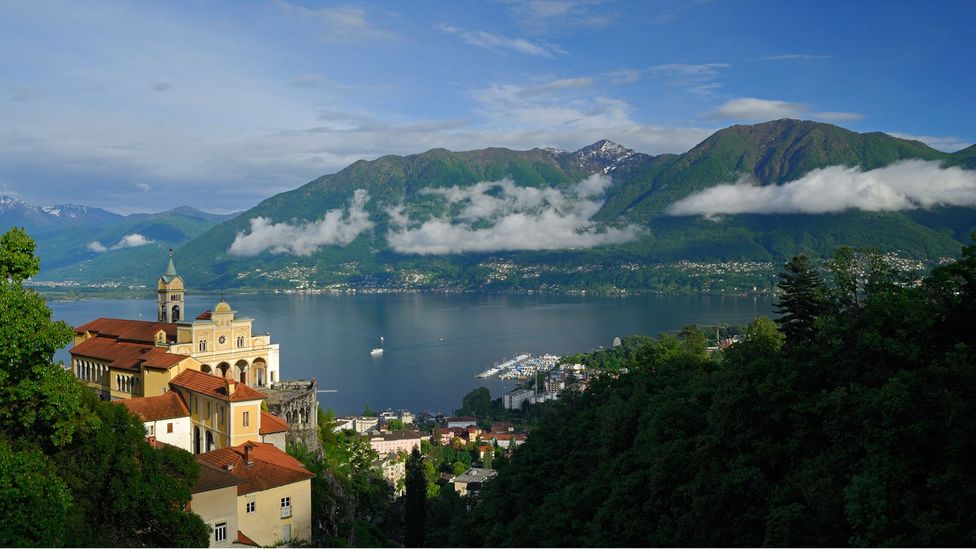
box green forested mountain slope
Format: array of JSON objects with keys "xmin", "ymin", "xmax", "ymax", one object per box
[
  {"xmin": 32, "ymin": 208, "xmax": 233, "ymax": 284},
  {"xmin": 55, "ymin": 120, "xmax": 976, "ymax": 292},
  {"xmin": 597, "ymin": 119, "xmax": 948, "ymax": 220}
]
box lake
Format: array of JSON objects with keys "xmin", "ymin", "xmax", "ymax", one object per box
[{"xmin": 51, "ymin": 293, "xmax": 774, "ymax": 415}]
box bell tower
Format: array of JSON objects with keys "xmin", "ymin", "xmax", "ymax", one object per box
[{"xmin": 157, "ymin": 249, "xmax": 185, "ymax": 323}]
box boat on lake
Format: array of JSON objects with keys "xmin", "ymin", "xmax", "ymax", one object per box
[{"xmin": 371, "ymin": 336, "xmax": 384, "ymax": 356}]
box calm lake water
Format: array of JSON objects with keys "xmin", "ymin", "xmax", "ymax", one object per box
[{"xmin": 51, "ymin": 293, "xmax": 773, "ymax": 415}]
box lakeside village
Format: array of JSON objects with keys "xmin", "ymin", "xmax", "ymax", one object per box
[{"xmin": 65, "ymin": 252, "xmax": 605, "ymax": 547}]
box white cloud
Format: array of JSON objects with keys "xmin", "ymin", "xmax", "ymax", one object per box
[
  {"xmin": 667, "ymin": 160, "xmax": 976, "ymax": 217},
  {"xmin": 707, "ymin": 97, "xmax": 863, "ymax": 122},
  {"xmin": 888, "ymin": 132, "xmax": 972, "ymax": 153},
  {"xmin": 228, "ymin": 189, "xmax": 373, "ymax": 256},
  {"xmin": 647, "ymin": 63, "xmax": 730, "ymax": 98},
  {"xmin": 135, "ymin": 182, "xmax": 151, "ymax": 192},
  {"xmin": 438, "ymin": 24, "xmax": 565, "ymax": 57},
  {"xmin": 386, "ymin": 174, "xmax": 642, "ymax": 254},
  {"xmin": 466, "ymin": 78, "xmax": 713, "ymax": 153},
  {"xmin": 278, "ymin": 2, "xmax": 396, "ymax": 43},
  {"xmin": 88, "ymin": 233, "xmax": 154, "ymax": 253}
]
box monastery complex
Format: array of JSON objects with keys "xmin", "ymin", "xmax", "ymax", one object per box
[{"xmin": 68, "ymin": 251, "xmax": 315, "ymax": 547}]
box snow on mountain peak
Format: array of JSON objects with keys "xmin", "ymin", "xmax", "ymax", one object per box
[{"xmin": 572, "ymin": 140, "xmax": 635, "ymax": 173}]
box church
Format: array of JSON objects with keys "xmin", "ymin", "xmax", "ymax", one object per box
[{"xmin": 70, "ymin": 250, "xmax": 280, "ymax": 401}]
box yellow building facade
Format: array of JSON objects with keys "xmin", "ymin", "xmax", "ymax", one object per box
[{"xmin": 71, "ymin": 251, "xmax": 280, "ymax": 400}]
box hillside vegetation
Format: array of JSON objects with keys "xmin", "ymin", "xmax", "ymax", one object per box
[
  {"xmin": 170, "ymin": 119, "xmax": 974, "ymax": 293},
  {"xmin": 422, "ymin": 239, "xmax": 976, "ymax": 546}
]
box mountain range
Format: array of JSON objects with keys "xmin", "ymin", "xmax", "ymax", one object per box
[
  {"xmin": 17, "ymin": 119, "xmax": 976, "ymax": 294},
  {"xmin": 0, "ymin": 201, "xmax": 235, "ymax": 285}
]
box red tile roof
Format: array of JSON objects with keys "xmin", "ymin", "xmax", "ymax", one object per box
[
  {"xmin": 170, "ymin": 370, "xmax": 266, "ymax": 402},
  {"xmin": 74, "ymin": 317, "xmax": 177, "ymax": 344},
  {"xmin": 197, "ymin": 442, "xmax": 314, "ymax": 495},
  {"xmin": 121, "ymin": 392, "xmax": 190, "ymax": 421},
  {"xmin": 236, "ymin": 531, "xmax": 259, "ymax": 547},
  {"xmin": 193, "ymin": 460, "xmax": 242, "ymax": 494},
  {"xmin": 196, "ymin": 310, "xmax": 212, "ymax": 320},
  {"xmin": 71, "ymin": 336, "xmax": 190, "ymax": 372},
  {"xmin": 259, "ymin": 411, "xmax": 289, "ymax": 435}
]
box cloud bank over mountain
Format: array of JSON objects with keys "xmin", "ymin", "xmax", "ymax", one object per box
[
  {"xmin": 667, "ymin": 160, "xmax": 976, "ymax": 217},
  {"xmin": 87, "ymin": 233, "xmax": 154, "ymax": 252},
  {"xmin": 386, "ymin": 174, "xmax": 642, "ymax": 254},
  {"xmin": 229, "ymin": 190, "xmax": 373, "ymax": 256}
]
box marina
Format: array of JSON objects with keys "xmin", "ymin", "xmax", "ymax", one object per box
[{"xmin": 477, "ymin": 353, "xmax": 561, "ymax": 381}]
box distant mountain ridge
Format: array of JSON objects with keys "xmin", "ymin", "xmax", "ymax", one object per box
[
  {"xmin": 1, "ymin": 201, "xmax": 236, "ymax": 285},
  {"xmin": 27, "ymin": 119, "xmax": 976, "ymax": 293},
  {"xmin": 1, "ymin": 195, "xmax": 123, "ymax": 234}
]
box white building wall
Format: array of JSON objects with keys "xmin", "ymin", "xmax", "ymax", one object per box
[{"xmin": 145, "ymin": 416, "xmax": 193, "ymax": 452}]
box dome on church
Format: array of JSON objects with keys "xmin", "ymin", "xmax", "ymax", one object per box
[{"xmin": 214, "ymin": 301, "xmax": 232, "ymax": 313}]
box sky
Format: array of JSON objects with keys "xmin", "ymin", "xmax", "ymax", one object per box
[{"xmin": 0, "ymin": 0, "xmax": 973, "ymax": 214}]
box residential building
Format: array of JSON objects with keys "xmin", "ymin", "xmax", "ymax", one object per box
[
  {"xmin": 372, "ymin": 452, "xmax": 406, "ymax": 497},
  {"xmin": 490, "ymin": 421, "xmax": 515, "ymax": 434},
  {"xmin": 368, "ymin": 430, "xmax": 422, "ymax": 457},
  {"xmin": 503, "ymin": 389, "xmax": 534, "ymax": 410},
  {"xmin": 118, "ymin": 374, "xmax": 290, "ymax": 453},
  {"xmin": 480, "ymin": 432, "xmax": 527, "ymax": 449},
  {"xmin": 198, "ymin": 442, "xmax": 314, "ymax": 547},
  {"xmin": 169, "ymin": 369, "xmax": 267, "ymax": 454},
  {"xmin": 445, "ymin": 416, "xmax": 477, "ymax": 429},
  {"xmin": 449, "ymin": 468, "xmax": 496, "ymax": 496},
  {"xmin": 191, "ymin": 461, "xmax": 241, "ymax": 548},
  {"xmin": 335, "ymin": 416, "xmax": 379, "ymax": 434},
  {"xmin": 121, "ymin": 392, "xmax": 193, "ymax": 452}
]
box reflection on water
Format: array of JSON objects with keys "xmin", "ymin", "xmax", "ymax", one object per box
[{"xmin": 51, "ymin": 293, "xmax": 773, "ymax": 415}]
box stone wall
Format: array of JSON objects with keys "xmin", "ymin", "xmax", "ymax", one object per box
[{"xmin": 264, "ymin": 379, "xmax": 320, "ymax": 451}]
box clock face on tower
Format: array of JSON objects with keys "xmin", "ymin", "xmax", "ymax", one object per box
[{"xmin": 218, "ymin": 336, "xmax": 226, "ymax": 345}]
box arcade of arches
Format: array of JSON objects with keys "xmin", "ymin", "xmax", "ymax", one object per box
[{"xmin": 200, "ymin": 357, "xmax": 270, "ymax": 387}]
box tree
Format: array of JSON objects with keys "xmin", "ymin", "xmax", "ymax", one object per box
[
  {"xmin": 404, "ymin": 448, "xmax": 427, "ymax": 547},
  {"xmin": 387, "ymin": 418, "xmax": 407, "ymax": 431},
  {"xmin": 0, "ymin": 227, "xmax": 40, "ymax": 282},
  {"xmin": 457, "ymin": 387, "xmax": 492, "ymax": 418},
  {"xmin": 0, "ymin": 228, "xmax": 209, "ymax": 547},
  {"xmin": 0, "ymin": 441, "xmax": 72, "ymax": 546},
  {"xmin": 826, "ymin": 245, "xmax": 859, "ymax": 309},
  {"xmin": 774, "ymin": 255, "xmax": 828, "ymax": 345}
]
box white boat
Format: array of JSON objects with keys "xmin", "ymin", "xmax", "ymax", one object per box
[{"xmin": 371, "ymin": 336, "xmax": 384, "ymax": 356}]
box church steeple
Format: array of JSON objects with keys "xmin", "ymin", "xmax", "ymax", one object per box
[{"xmin": 157, "ymin": 249, "xmax": 185, "ymax": 323}]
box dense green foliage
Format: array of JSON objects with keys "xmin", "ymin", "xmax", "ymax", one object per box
[
  {"xmin": 423, "ymin": 236, "xmax": 976, "ymax": 546},
  {"xmin": 404, "ymin": 448, "xmax": 427, "ymax": 547},
  {"xmin": 288, "ymin": 409, "xmax": 401, "ymax": 547},
  {"xmin": 0, "ymin": 228, "xmax": 209, "ymax": 547}
]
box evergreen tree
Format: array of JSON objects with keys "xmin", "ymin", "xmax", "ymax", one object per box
[
  {"xmin": 774, "ymin": 254, "xmax": 828, "ymax": 345},
  {"xmin": 404, "ymin": 447, "xmax": 427, "ymax": 547}
]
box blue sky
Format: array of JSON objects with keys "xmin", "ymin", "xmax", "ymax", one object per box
[{"xmin": 1, "ymin": 0, "xmax": 973, "ymax": 214}]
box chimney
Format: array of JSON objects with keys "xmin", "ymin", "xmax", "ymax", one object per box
[
  {"xmin": 226, "ymin": 379, "xmax": 236, "ymax": 396},
  {"xmin": 243, "ymin": 443, "xmax": 253, "ymax": 465}
]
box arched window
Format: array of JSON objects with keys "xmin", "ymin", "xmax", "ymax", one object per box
[
  {"xmin": 116, "ymin": 374, "xmax": 122, "ymax": 391},
  {"xmin": 205, "ymin": 430, "xmax": 215, "ymax": 452},
  {"xmin": 194, "ymin": 426, "xmax": 201, "ymax": 454},
  {"xmin": 172, "ymin": 305, "xmax": 180, "ymax": 322}
]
